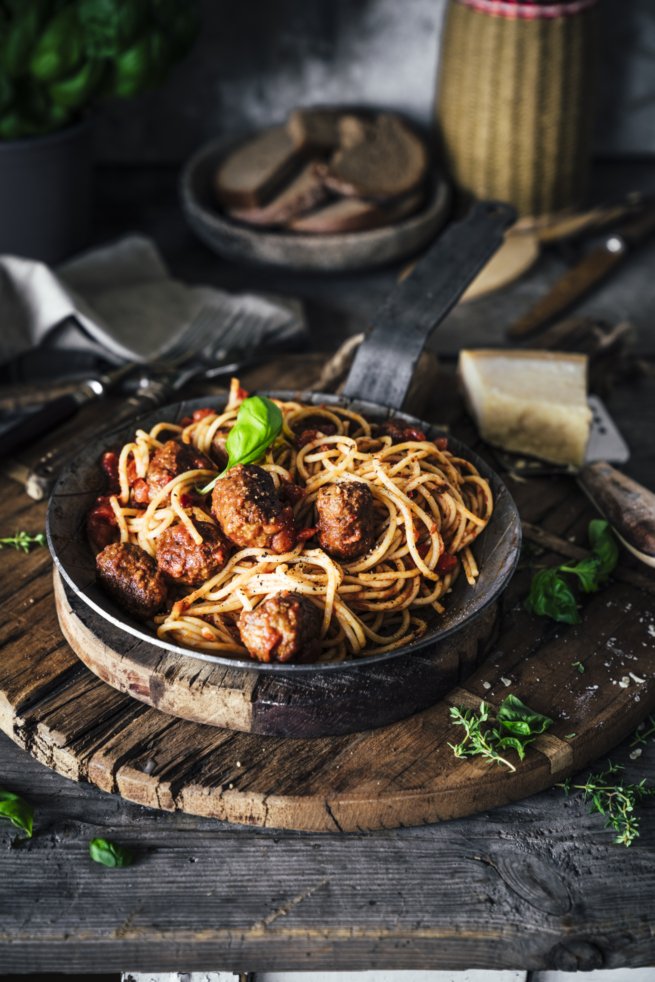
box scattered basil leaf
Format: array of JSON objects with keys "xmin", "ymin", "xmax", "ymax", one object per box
[
  {"xmin": 525, "ymin": 568, "xmax": 580, "ymax": 624},
  {"xmin": 560, "ymin": 556, "xmax": 602, "ymax": 594},
  {"xmin": 588, "ymin": 519, "xmax": 619, "ymax": 580},
  {"xmin": 0, "ymin": 789, "xmax": 34, "ymax": 837},
  {"xmin": 88, "ymin": 837, "xmax": 135, "ymax": 868},
  {"xmin": 198, "ymin": 396, "xmax": 283, "ymax": 495},
  {"xmin": 496, "ymin": 693, "xmax": 553, "ymax": 736},
  {"xmin": 525, "ymin": 520, "xmax": 619, "ymax": 624}
]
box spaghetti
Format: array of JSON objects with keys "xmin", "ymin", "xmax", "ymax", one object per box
[{"xmin": 92, "ymin": 386, "xmax": 494, "ymax": 663}]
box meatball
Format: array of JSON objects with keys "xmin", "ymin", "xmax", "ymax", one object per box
[
  {"xmin": 96, "ymin": 542, "xmax": 169, "ymax": 620},
  {"xmin": 147, "ymin": 440, "xmax": 214, "ymax": 498},
  {"xmin": 239, "ymin": 591, "xmax": 321, "ymax": 664},
  {"xmin": 211, "ymin": 464, "xmax": 296, "ymax": 554},
  {"xmin": 316, "ymin": 481, "xmax": 376, "ymax": 561},
  {"xmin": 155, "ymin": 521, "xmax": 231, "ymax": 586}
]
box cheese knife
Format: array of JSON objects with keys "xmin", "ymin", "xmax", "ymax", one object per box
[
  {"xmin": 497, "ymin": 397, "xmax": 655, "ymax": 568},
  {"xmin": 507, "ymin": 203, "xmax": 655, "ymax": 340}
]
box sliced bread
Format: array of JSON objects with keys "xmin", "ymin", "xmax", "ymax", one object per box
[
  {"xmin": 214, "ymin": 126, "xmax": 301, "ymax": 210},
  {"xmin": 458, "ymin": 349, "xmax": 592, "ymax": 467},
  {"xmin": 289, "ymin": 191, "xmax": 423, "ymax": 234},
  {"xmin": 319, "ymin": 113, "xmax": 428, "ymax": 201},
  {"xmin": 287, "ymin": 108, "xmax": 342, "ymax": 154},
  {"xmin": 228, "ymin": 164, "xmax": 328, "ymax": 228}
]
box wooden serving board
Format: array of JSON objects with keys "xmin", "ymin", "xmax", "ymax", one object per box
[
  {"xmin": 1, "ymin": 520, "xmax": 654, "ymax": 831},
  {"xmin": 54, "ymin": 573, "xmax": 497, "ymax": 739}
]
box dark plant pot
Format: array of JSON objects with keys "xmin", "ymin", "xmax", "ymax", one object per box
[{"xmin": 0, "ymin": 120, "xmax": 93, "ymax": 264}]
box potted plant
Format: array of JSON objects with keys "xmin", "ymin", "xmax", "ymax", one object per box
[{"xmin": 0, "ymin": 0, "xmax": 198, "ymax": 262}]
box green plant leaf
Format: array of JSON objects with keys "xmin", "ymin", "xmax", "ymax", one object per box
[
  {"xmin": 588, "ymin": 519, "xmax": 619, "ymax": 580},
  {"xmin": 525, "ymin": 568, "xmax": 580, "ymax": 624},
  {"xmin": 29, "ymin": 6, "xmax": 83, "ymax": 82},
  {"xmin": 88, "ymin": 837, "xmax": 134, "ymax": 868},
  {"xmin": 199, "ymin": 396, "xmax": 283, "ymax": 495},
  {"xmin": 0, "ymin": 0, "xmax": 52, "ymax": 78},
  {"xmin": 49, "ymin": 59, "xmax": 105, "ymax": 109},
  {"xmin": 78, "ymin": 0, "xmax": 148, "ymax": 58},
  {"xmin": 0, "ymin": 789, "xmax": 34, "ymax": 837}
]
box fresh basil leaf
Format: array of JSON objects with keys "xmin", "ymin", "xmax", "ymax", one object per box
[
  {"xmin": 496, "ymin": 734, "xmax": 528, "ymax": 760},
  {"xmin": 560, "ymin": 556, "xmax": 602, "ymax": 593},
  {"xmin": 525, "ymin": 568, "xmax": 580, "ymax": 624},
  {"xmin": 199, "ymin": 396, "xmax": 283, "ymax": 495},
  {"xmin": 88, "ymin": 837, "xmax": 135, "ymax": 868},
  {"xmin": 588, "ymin": 519, "xmax": 619, "ymax": 580},
  {"xmin": 497, "ymin": 694, "xmax": 553, "ymax": 736},
  {"xmin": 0, "ymin": 789, "xmax": 33, "ymax": 837}
]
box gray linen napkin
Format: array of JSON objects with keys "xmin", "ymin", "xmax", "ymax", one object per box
[{"xmin": 0, "ymin": 234, "xmax": 305, "ymax": 367}]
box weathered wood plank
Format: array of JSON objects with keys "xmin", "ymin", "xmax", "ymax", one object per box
[{"xmin": 1, "ymin": 728, "xmax": 655, "ymax": 973}]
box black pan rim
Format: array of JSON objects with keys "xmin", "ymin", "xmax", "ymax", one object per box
[{"xmin": 47, "ymin": 390, "xmax": 522, "ymax": 675}]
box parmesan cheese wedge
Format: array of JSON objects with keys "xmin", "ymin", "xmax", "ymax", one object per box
[{"xmin": 458, "ymin": 349, "xmax": 592, "ymax": 467}]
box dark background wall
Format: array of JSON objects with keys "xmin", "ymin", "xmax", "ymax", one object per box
[{"xmin": 94, "ymin": 0, "xmax": 655, "ymax": 164}]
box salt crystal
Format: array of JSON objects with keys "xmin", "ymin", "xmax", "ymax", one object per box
[
  {"xmin": 629, "ymin": 673, "xmax": 646, "ymax": 684},
  {"xmin": 482, "ymin": 681, "xmax": 491, "ymax": 690},
  {"xmin": 500, "ymin": 677, "xmax": 512, "ymax": 687},
  {"xmin": 630, "ymin": 748, "xmax": 643, "ymax": 760},
  {"xmin": 619, "ymin": 677, "xmax": 630, "ymax": 688}
]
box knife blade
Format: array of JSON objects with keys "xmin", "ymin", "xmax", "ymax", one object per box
[{"xmin": 507, "ymin": 203, "xmax": 655, "ymax": 339}]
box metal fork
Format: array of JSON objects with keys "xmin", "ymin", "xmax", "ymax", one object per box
[
  {"xmin": 150, "ymin": 306, "xmax": 270, "ymax": 387},
  {"xmin": 22, "ymin": 307, "xmax": 290, "ymax": 499}
]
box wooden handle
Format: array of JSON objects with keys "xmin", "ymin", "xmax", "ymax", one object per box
[
  {"xmin": 0, "ymin": 391, "xmax": 86, "ymax": 458},
  {"xmin": 577, "ymin": 461, "xmax": 655, "ymax": 567}
]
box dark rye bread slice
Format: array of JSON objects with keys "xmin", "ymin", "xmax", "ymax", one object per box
[
  {"xmin": 228, "ymin": 164, "xmax": 328, "ymax": 228},
  {"xmin": 288, "ymin": 190, "xmax": 424, "ymax": 234},
  {"xmin": 214, "ymin": 126, "xmax": 302, "ymax": 210},
  {"xmin": 319, "ymin": 113, "xmax": 428, "ymax": 201},
  {"xmin": 287, "ymin": 107, "xmax": 342, "ymax": 154}
]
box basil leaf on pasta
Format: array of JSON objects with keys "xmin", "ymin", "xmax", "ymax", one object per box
[{"xmin": 199, "ymin": 396, "xmax": 283, "ymax": 494}]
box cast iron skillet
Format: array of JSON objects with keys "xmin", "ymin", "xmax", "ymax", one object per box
[{"xmin": 47, "ymin": 201, "xmax": 521, "ymax": 673}]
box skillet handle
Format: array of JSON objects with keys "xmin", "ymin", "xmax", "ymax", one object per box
[{"xmin": 342, "ymin": 200, "xmax": 516, "ymax": 410}]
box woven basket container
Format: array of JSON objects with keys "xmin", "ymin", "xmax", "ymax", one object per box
[{"xmin": 435, "ymin": 0, "xmax": 600, "ymax": 218}]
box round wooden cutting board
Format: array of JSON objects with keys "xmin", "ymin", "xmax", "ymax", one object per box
[
  {"xmin": 1, "ymin": 559, "xmax": 652, "ymax": 833},
  {"xmin": 54, "ymin": 573, "xmax": 497, "ymax": 739}
]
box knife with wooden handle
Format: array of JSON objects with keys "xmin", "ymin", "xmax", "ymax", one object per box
[
  {"xmin": 507, "ymin": 203, "xmax": 655, "ymax": 339},
  {"xmin": 577, "ymin": 462, "xmax": 655, "ymax": 568}
]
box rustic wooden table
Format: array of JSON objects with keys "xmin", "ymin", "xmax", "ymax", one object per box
[{"xmin": 1, "ymin": 163, "xmax": 655, "ymax": 975}]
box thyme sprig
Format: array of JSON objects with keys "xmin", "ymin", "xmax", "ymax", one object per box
[
  {"xmin": 630, "ymin": 715, "xmax": 655, "ymax": 749},
  {"xmin": 0, "ymin": 531, "xmax": 46, "ymax": 553},
  {"xmin": 559, "ymin": 763, "xmax": 655, "ymax": 847},
  {"xmin": 449, "ymin": 695, "xmax": 553, "ymax": 773}
]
